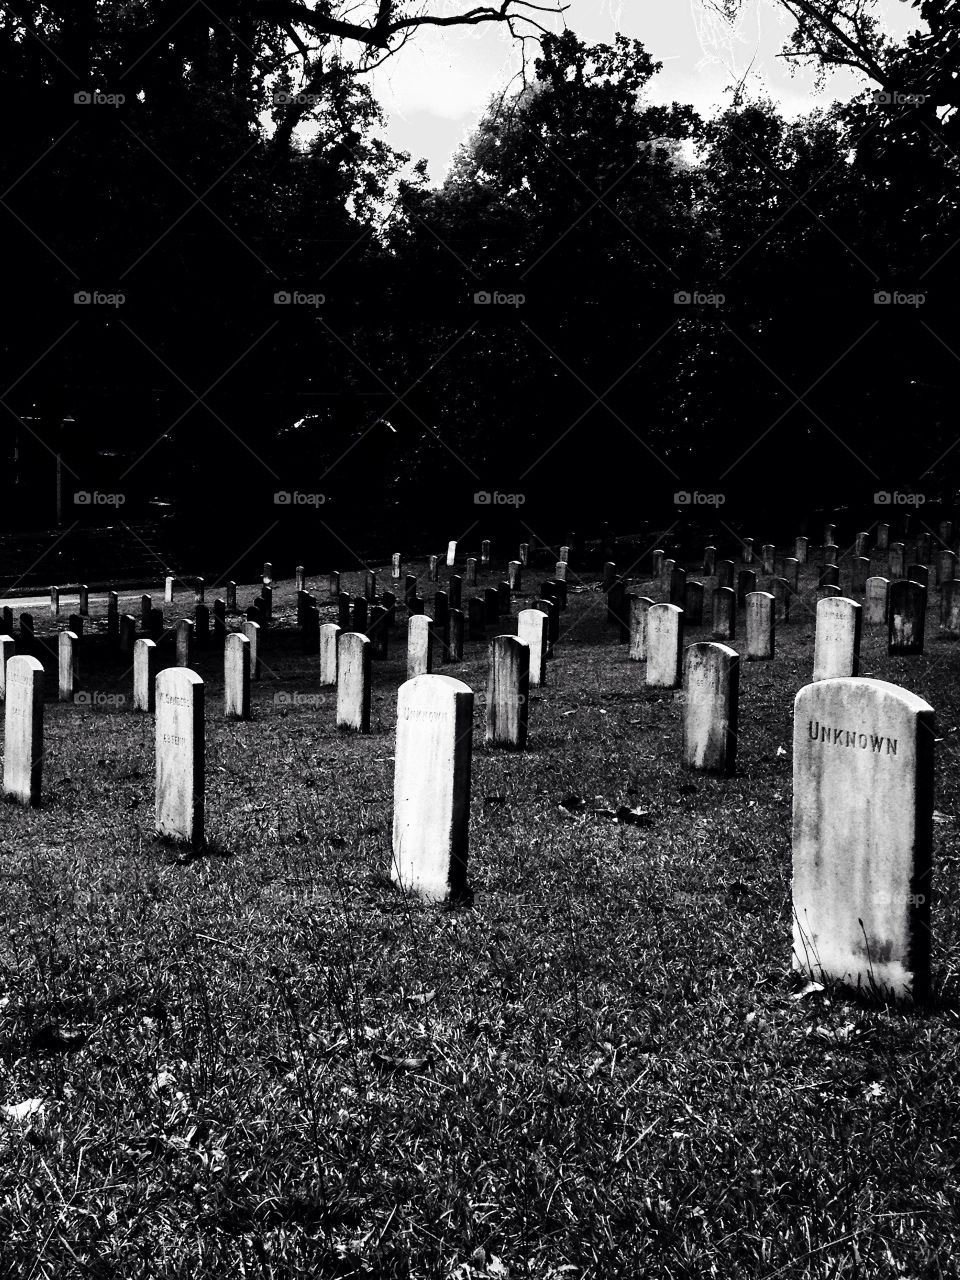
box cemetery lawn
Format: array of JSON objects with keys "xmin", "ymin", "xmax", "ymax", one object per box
[{"xmin": 3, "ymin": 567, "xmax": 960, "ymax": 1278}]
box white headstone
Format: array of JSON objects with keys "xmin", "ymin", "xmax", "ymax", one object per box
[
  {"xmin": 745, "ymin": 590, "xmax": 775, "ymax": 660},
  {"xmin": 628, "ymin": 595, "xmax": 655, "ymax": 662},
  {"xmin": 175, "ymin": 618, "xmax": 193, "ymax": 667},
  {"xmin": 58, "ymin": 630, "xmax": 78, "ymax": 703},
  {"xmin": 133, "ymin": 638, "xmax": 157, "ymax": 712},
  {"xmin": 793, "ymin": 678, "xmax": 933, "ymax": 1001},
  {"xmin": 155, "ymin": 667, "xmax": 204, "ymax": 844},
  {"xmin": 813, "ymin": 597, "xmax": 861, "ymax": 681},
  {"xmin": 319, "ymin": 622, "xmax": 340, "ymax": 686},
  {"xmin": 682, "ymin": 642, "xmax": 739, "ymax": 774},
  {"xmin": 337, "ymin": 632, "xmax": 371, "ymax": 732},
  {"xmin": 242, "ymin": 619, "xmax": 261, "ymax": 679},
  {"xmin": 224, "ymin": 632, "xmax": 251, "ymax": 720},
  {"xmin": 485, "ymin": 635, "xmax": 529, "ymax": 750},
  {"xmin": 645, "ymin": 603, "xmax": 683, "ymax": 688},
  {"xmin": 407, "ymin": 614, "xmax": 434, "ymax": 681},
  {"xmin": 392, "ymin": 674, "xmax": 473, "ymax": 902},
  {"xmin": 517, "ymin": 608, "xmax": 549, "ymax": 687},
  {"xmin": 2, "ymin": 655, "xmax": 44, "ymax": 806},
  {"xmin": 865, "ymin": 576, "xmax": 890, "ymax": 626},
  {"xmin": 0, "ymin": 635, "xmax": 14, "ymax": 702},
  {"xmin": 446, "ymin": 540, "xmax": 457, "ymax": 567},
  {"xmin": 164, "ymin": 576, "xmax": 174, "ymax": 603}
]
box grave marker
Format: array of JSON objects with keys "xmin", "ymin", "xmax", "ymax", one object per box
[
  {"xmin": 446, "ymin": 540, "xmax": 457, "ymax": 567},
  {"xmin": 761, "ymin": 544, "xmax": 775, "ymax": 575},
  {"xmin": 79, "ymin": 584, "xmax": 89, "ymax": 616},
  {"xmin": 486, "ymin": 635, "xmax": 529, "ymax": 749},
  {"xmin": 628, "ymin": 596, "xmax": 655, "ymax": 661},
  {"xmin": 711, "ymin": 586, "xmax": 736, "ymax": 641},
  {"xmin": 669, "ymin": 566, "xmax": 687, "ymax": 608},
  {"xmin": 224, "ymin": 633, "xmax": 251, "ymax": 720},
  {"xmin": 795, "ymin": 536, "xmax": 808, "ymax": 564},
  {"xmin": 195, "ymin": 577, "xmax": 205, "ymax": 604},
  {"xmin": 133, "ymin": 638, "xmax": 158, "ymax": 712},
  {"xmin": 745, "ymin": 591, "xmax": 775, "ymax": 660},
  {"xmin": 481, "ymin": 540, "xmax": 491, "ymax": 566},
  {"xmin": 175, "ymin": 618, "xmax": 194, "ymax": 667},
  {"xmin": 119, "ymin": 614, "xmax": 137, "ymax": 654},
  {"xmin": 465, "ymin": 558, "xmax": 478, "ymax": 586},
  {"xmin": 682, "ymin": 642, "xmax": 739, "ymax": 774},
  {"xmin": 736, "ymin": 568, "xmax": 757, "ymax": 608},
  {"xmin": 155, "ymin": 668, "xmax": 204, "ymax": 845},
  {"xmin": 940, "ymin": 580, "xmax": 960, "ymax": 639},
  {"xmin": 518, "ymin": 608, "xmax": 549, "ymax": 686},
  {"xmin": 645, "ymin": 603, "xmax": 683, "ymax": 688},
  {"xmin": 445, "ymin": 609, "xmax": 464, "ymax": 662},
  {"xmin": 684, "ymin": 581, "xmax": 704, "ymax": 626},
  {"xmin": 813, "ymin": 597, "xmax": 862, "ymax": 680},
  {"xmin": 407, "ymin": 614, "xmax": 435, "ymax": 680},
  {"xmin": 717, "ymin": 559, "xmax": 735, "ymax": 589},
  {"xmin": 243, "ymin": 619, "xmax": 261, "ymax": 680},
  {"xmin": 468, "ymin": 598, "xmax": 486, "ymax": 639},
  {"xmin": 58, "ymin": 630, "xmax": 78, "ymax": 702},
  {"xmin": 507, "ymin": 560, "xmax": 522, "ymax": 591},
  {"xmin": 337, "ymin": 632, "xmax": 371, "ymax": 732},
  {"xmin": 319, "ymin": 622, "xmax": 340, "ymax": 685},
  {"xmin": 165, "ymin": 576, "xmax": 174, "ymax": 604},
  {"xmin": 2, "ymin": 655, "xmax": 44, "ymax": 806},
  {"xmin": 703, "ymin": 546, "xmax": 716, "ymax": 575},
  {"xmin": 865, "ymin": 576, "xmax": 890, "ymax": 626},
  {"xmin": 0, "ymin": 635, "xmax": 14, "ymax": 702},
  {"xmin": 888, "ymin": 580, "xmax": 927, "ymax": 655}
]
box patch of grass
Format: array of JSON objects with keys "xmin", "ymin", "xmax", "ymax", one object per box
[{"xmin": 1, "ymin": 562, "xmax": 960, "ymax": 1277}]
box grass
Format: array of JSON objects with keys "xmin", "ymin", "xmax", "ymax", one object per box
[{"xmin": 2, "ymin": 556, "xmax": 960, "ymax": 1278}]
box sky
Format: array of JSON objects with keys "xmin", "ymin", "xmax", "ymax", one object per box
[{"xmin": 365, "ymin": 0, "xmax": 920, "ymax": 183}]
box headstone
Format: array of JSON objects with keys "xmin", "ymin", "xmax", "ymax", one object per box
[
  {"xmin": 139, "ymin": 593, "xmax": 151, "ymax": 627},
  {"xmin": 703, "ymin": 545, "xmax": 716, "ymax": 575},
  {"xmin": 364, "ymin": 569, "xmax": 377, "ymax": 601},
  {"xmin": 540, "ymin": 594, "xmax": 560, "ymax": 646},
  {"xmin": 717, "ymin": 560, "xmax": 735, "ymax": 590},
  {"xmin": 818, "ymin": 584, "xmax": 842, "ymax": 600},
  {"xmin": 852, "ymin": 556, "xmax": 870, "ymax": 593},
  {"xmin": 382, "ymin": 590, "xmax": 397, "ymax": 626},
  {"xmin": 319, "ymin": 622, "xmax": 340, "ymax": 685},
  {"xmin": 792, "ymin": 677, "xmax": 933, "ymax": 1001},
  {"xmin": 865, "ymin": 576, "xmax": 890, "ymax": 626},
  {"xmin": 213, "ymin": 599, "xmax": 226, "ymax": 643},
  {"xmin": 119, "ymin": 614, "xmax": 137, "ymax": 655},
  {"xmin": 2, "ymin": 656, "xmax": 44, "ymax": 806},
  {"xmin": 329, "ymin": 570, "xmax": 341, "ymax": 600},
  {"xmin": 855, "ymin": 531, "xmax": 869, "ymax": 558},
  {"xmin": 78, "ymin": 584, "xmax": 89, "ymax": 616},
  {"xmin": 19, "ymin": 613, "xmax": 34, "ymax": 656},
  {"xmin": 481, "ymin": 540, "xmax": 491, "ymax": 566},
  {"xmin": 628, "ymin": 596, "xmax": 655, "ymax": 661},
  {"xmin": 448, "ymin": 575, "xmax": 462, "ymax": 611},
  {"xmin": 58, "ymin": 630, "xmax": 78, "ymax": 702},
  {"xmin": 408, "ymin": 596, "xmax": 425, "ymax": 616},
  {"xmin": 428, "ymin": 555, "xmax": 439, "ymax": 581},
  {"xmin": 916, "ymin": 533, "xmax": 931, "ymax": 564},
  {"xmin": 484, "ymin": 587, "xmax": 499, "ymax": 625},
  {"xmin": 133, "ymin": 638, "xmax": 158, "ymax": 713},
  {"xmin": 783, "ymin": 557, "xmax": 799, "ymax": 590},
  {"xmin": 369, "ymin": 604, "xmax": 389, "ymax": 660},
  {"xmin": 795, "ymin": 536, "xmax": 808, "ymax": 564},
  {"xmin": 338, "ymin": 594, "xmax": 352, "ymax": 630},
  {"xmin": 761, "ymin": 544, "xmax": 775, "ymax": 575},
  {"xmin": 107, "ymin": 592, "xmax": 119, "ymax": 644},
  {"xmin": 662, "ymin": 558, "xmax": 676, "ymax": 586},
  {"xmin": 602, "ymin": 561, "xmax": 617, "ymax": 590},
  {"xmin": 518, "ymin": 609, "xmax": 549, "ymax": 686},
  {"xmin": 669, "ymin": 566, "xmax": 687, "ymax": 608},
  {"xmin": 742, "ymin": 537, "xmax": 754, "ymax": 565},
  {"xmin": 497, "ymin": 580, "xmax": 511, "ymax": 615},
  {"xmin": 0, "ymin": 635, "xmax": 14, "ymax": 702},
  {"xmin": 818, "ymin": 565, "xmax": 840, "ymax": 589},
  {"xmin": 295, "ymin": 565, "xmax": 306, "ymax": 593},
  {"xmin": 908, "ymin": 564, "xmax": 930, "ymax": 591},
  {"xmin": 555, "ymin": 560, "xmax": 567, "ymax": 582},
  {"xmin": 606, "ymin": 579, "xmax": 626, "ymax": 629},
  {"xmin": 50, "ymin": 586, "xmax": 59, "ymax": 616},
  {"xmin": 940, "ymin": 580, "xmax": 960, "ymax": 638},
  {"xmin": 736, "ymin": 568, "xmax": 757, "ymax": 608},
  {"xmin": 939, "ymin": 520, "xmax": 952, "ymax": 544},
  {"xmin": 888, "ymin": 580, "xmax": 927, "ymax": 656},
  {"xmin": 683, "ymin": 581, "xmax": 704, "ymax": 626},
  {"xmin": 149, "ymin": 608, "xmax": 164, "ymax": 642},
  {"xmin": 518, "ymin": 542, "xmax": 529, "ymax": 566},
  {"xmin": 446, "ymin": 540, "xmax": 457, "ymax": 567},
  {"xmin": 465, "ymin": 558, "xmax": 478, "ymax": 586},
  {"xmin": 468, "ymin": 598, "xmax": 486, "ymax": 639},
  {"xmin": 155, "ymin": 667, "xmax": 204, "ymax": 845},
  {"xmin": 392, "ymin": 553, "xmax": 403, "ymax": 580},
  {"xmin": 194, "ymin": 603, "xmax": 210, "ymax": 649},
  {"xmin": 407, "ymin": 614, "xmax": 434, "ymax": 680},
  {"xmin": 645, "ymin": 603, "xmax": 683, "ymax": 688},
  {"xmin": 445, "ymin": 609, "xmax": 464, "ymax": 663},
  {"xmin": 822, "ymin": 544, "xmax": 838, "ymax": 566},
  {"xmin": 336, "ymin": 632, "xmax": 371, "ymax": 733},
  {"xmin": 823, "ymin": 521, "xmax": 836, "ymax": 544},
  {"xmin": 651, "ymin": 550, "xmax": 664, "ymax": 577},
  {"xmin": 433, "ymin": 591, "xmax": 449, "ymax": 644},
  {"xmin": 164, "ymin": 576, "xmax": 174, "ymax": 604},
  {"xmin": 772, "ymin": 576, "xmax": 791, "ymax": 623},
  {"xmin": 682, "ymin": 643, "xmax": 739, "ymax": 774},
  {"xmin": 243, "ymin": 620, "xmax": 261, "ymax": 680},
  {"xmin": 224, "ymin": 633, "xmax": 251, "ymax": 720},
  {"xmin": 68, "ymin": 613, "xmax": 83, "ymax": 640},
  {"xmin": 260, "ymin": 561, "xmax": 272, "ymax": 585},
  {"xmin": 351, "ymin": 596, "xmax": 368, "ymax": 633},
  {"xmin": 175, "ymin": 618, "xmax": 194, "ymax": 667},
  {"xmin": 195, "ymin": 577, "xmax": 205, "ymax": 604},
  {"xmin": 1, "ymin": 607, "xmax": 11, "ymax": 635},
  {"xmin": 813, "ymin": 597, "xmax": 862, "ymax": 680},
  {"xmin": 404, "ymin": 574, "xmax": 418, "ymax": 609},
  {"xmin": 261, "ymin": 585, "xmax": 273, "ymax": 622},
  {"xmin": 745, "ymin": 591, "xmax": 775, "ymax": 660},
  {"xmin": 711, "ymin": 586, "xmax": 736, "ymax": 641},
  {"xmin": 392, "ymin": 674, "xmax": 473, "ymax": 903},
  {"xmin": 938, "ymin": 550, "xmax": 957, "ymax": 586},
  {"xmin": 876, "ymin": 523, "xmax": 889, "ymax": 552},
  {"xmin": 559, "ymin": 545, "xmax": 570, "ymax": 564},
  {"xmin": 507, "ymin": 560, "xmax": 522, "ymax": 592},
  {"xmin": 889, "ymin": 544, "xmax": 905, "ymax": 578},
  {"xmin": 486, "ymin": 635, "xmax": 529, "ymax": 750}
]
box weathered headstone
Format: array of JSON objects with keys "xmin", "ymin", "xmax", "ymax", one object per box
[
  {"xmin": 351, "ymin": 596, "xmax": 368, "ymax": 634},
  {"xmin": 497, "ymin": 580, "xmax": 511, "ymax": 615},
  {"xmin": 771, "ymin": 576, "xmax": 791, "ymax": 623},
  {"xmin": 155, "ymin": 667, "xmax": 204, "ymax": 845},
  {"xmin": 448, "ymin": 575, "xmax": 462, "ymax": 611},
  {"xmin": 518, "ymin": 608, "xmax": 549, "ymax": 686},
  {"xmin": 392, "ymin": 674, "xmax": 473, "ymax": 903},
  {"xmin": 669, "ymin": 566, "xmax": 687, "ymax": 608},
  {"xmin": 711, "ymin": 585, "xmax": 736, "ymax": 641},
  {"xmin": 822, "ymin": 544, "xmax": 839, "ymax": 566},
  {"xmin": 783, "ymin": 557, "xmax": 799, "ymax": 590},
  {"xmin": 813, "ymin": 597, "xmax": 862, "ymax": 680},
  {"xmin": 507, "ymin": 560, "xmax": 522, "ymax": 592},
  {"xmin": 260, "ymin": 585, "xmax": 273, "ymax": 622},
  {"xmin": 19, "ymin": 613, "xmax": 34, "ymax": 656},
  {"xmin": 194, "ymin": 603, "xmax": 210, "ymax": 649},
  {"xmin": 684, "ymin": 581, "xmax": 704, "ymax": 627},
  {"xmin": 865, "ymin": 576, "xmax": 890, "ymax": 626},
  {"xmin": 1, "ymin": 607, "xmax": 11, "ymax": 635},
  {"xmin": 792, "ymin": 677, "xmax": 933, "ymax": 1001},
  {"xmin": 940, "ymin": 580, "xmax": 960, "ymax": 638},
  {"xmin": 428, "ymin": 555, "xmax": 439, "ymax": 582},
  {"xmin": 404, "ymin": 574, "xmax": 418, "ymax": 609},
  {"xmin": 133, "ymin": 638, "xmax": 158, "ymax": 712},
  {"xmin": 645, "ymin": 603, "xmax": 683, "ymax": 688},
  {"xmin": 703, "ymin": 545, "xmax": 716, "ymax": 575},
  {"xmin": 603, "ymin": 561, "xmax": 617, "ymax": 590},
  {"xmin": 486, "ymin": 635, "xmax": 529, "ymax": 750},
  {"xmin": 369, "ymin": 604, "xmax": 389, "ymax": 659},
  {"xmin": 319, "ymin": 622, "xmax": 340, "ymax": 685},
  {"xmin": 938, "ymin": 550, "xmax": 957, "ymax": 586},
  {"xmin": 149, "ymin": 608, "xmax": 164, "ymax": 642},
  {"xmin": 58, "ymin": 630, "xmax": 78, "ymax": 702},
  {"xmin": 338, "ymin": 594, "xmax": 352, "ymax": 630},
  {"xmin": 119, "ymin": 613, "xmax": 137, "ymax": 655},
  {"xmin": 2, "ymin": 656, "xmax": 44, "ymax": 806},
  {"xmin": 855, "ymin": 531, "xmax": 870, "ymax": 558},
  {"xmin": 262, "ymin": 561, "xmax": 273, "ymax": 585},
  {"xmin": 164, "ymin": 576, "xmax": 174, "ymax": 604},
  {"xmin": 195, "ymin": 577, "xmax": 205, "ymax": 604},
  {"xmin": 407, "ymin": 614, "xmax": 434, "ymax": 680},
  {"xmin": 464, "ymin": 557, "xmax": 478, "ymax": 586},
  {"xmin": 818, "ymin": 584, "xmax": 842, "ymax": 600},
  {"xmin": 295, "ymin": 565, "xmax": 306, "ymax": 593},
  {"xmin": 68, "ymin": 613, "xmax": 83, "ymax": 640},
  {"xmin": 484, "ymin": 587, "xmax": 499, "ymax": 625},
  {"xmin": 481, "ymin": 540, "xmax": 491, "ymax": 566},
  {"xmin": 651, "ymin": 550, "xmax": 664, "ymax": 577},
  {"xmin": 213, "ymin": 599, "xmax": 226, "ymax": 644},
  {"xmin": 908, "ymin": 563, "xmax": 930, "ymax": 591},
  {"xmin": 818, "ymin": 565, "xmax": 840, "ymax": 589},
  {"xmin": 606, "ymin": 579, "xmax": 626, "ymax": 629},
  {"xmin": 888, "ymin": 580, "xmax": 927, "ymax": 656},
  {"xmin": 445, "ymin": 608, "xmax": 464, "ymax": 663},
  {"xmin": 433, "ymin": 590, "xmax": 449, "ymax": 644},
  {"xmin": 329, "ymin": 570, "xmax": 341, "ymax": 600},
  {"xmin": 224, "ymin": 632, "xmax": 251, "ymax": 720},
  {"xmin": 50, "ymin": 585, "xmax": 59, "ymax": 616},
  {"xmin": 392, "ymin": 553, "xmax": 403, "ymax": 580},
  {"xmin": 364, "ymin": 569, "xmax": 377, "ymax": 601},
  {"xmin": 78, "ymin": 584, "xmax": 89, "ymax": 616},
  {"xmin": 736, "ymin": 568, "xmax": 757, "ymax": 608},
  {"xmin": 742, "ymin": 537, "xmax": 754, "ymax": 565},
  {"xmin": 468, "ymin": 598, "xmax": 486, "ymax": 639},
  {"xmin": 175, "ymin": 618, "xmax": 193, "ymax": 667},
  {"xmin": 916, "ymin": 533, "xmax": 931, "ymax": 564},
  {"xmin": 795, "ymin": 536, "xmax": 808, "ymax": 564},
  {"xmin": 745, "ymin": 591, "xmax": 775, "ymax": 660},
  {"xmin": 555, "ymin": 560, "xmax": 567, "ymax": 582},
  {"xmin": 876, "ymin": 523, "xmax": 889, "ymax": 552},
  {"xmin": 717, "ymin": 559, "xmax": 735, "ymax": 590},
  {"xmin": 889, "ymin": 543, "xmax": 905, "ymax": 578},
  {"xmin": 446, "ymin": 540, "xmax": 457, "ymax": 568},
  {"xmin": 761, "ymin": 544, "xmax": 775, "ymax": 575},
  {"xmin": 381, "ymin": 590, "xmax": 397, "ymax": 626},
  {"xmin": 0, "ymin": 635, "xmax": 14, "ymax": 702},
  {"xmin": 852, "ymin": 555, "xmax": 870, "ymax": 593},
  {"xmin": 518, "ymin": 542, "xmax": 529, "ymax": 566},
  {"xmin": 938, "ymin": 520, "xmax": 952, "ymax": 544},
  {"xmin": 559, "ymin": 545, "xmax": 570, "ymax": 564},
  {"xmin": 628, "ymin": 596, "xmax": 655, "ymax": 660},
  {"xmin": 243, "ymin": 619, "xmax": 261, "ymax": 680},
  {"xmin": 337, "ymin": 632, "xmax": 371, "ymax": 732},
  {"xmin": 682, "ymin": 642, "xmax": 739, "ymax": 774}
]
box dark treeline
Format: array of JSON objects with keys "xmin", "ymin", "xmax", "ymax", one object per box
[{"xmin": 1, "ymin": 3, "xmax": 958, "ymax": 569}]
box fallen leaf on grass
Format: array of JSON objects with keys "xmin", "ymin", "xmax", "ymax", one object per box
[
  {"xmin": 403, "ymin": 990, "xmax": 436, "ymax": 1007},
  {"xmin": 1, "ymin": 1098, "xmax": 45, "ymax": 1122},
  {"xmin": 371, "ymin": 1052, "xmax": 433, "ymax": 1074},
  {"xmin": 792, "ymin": 981, "xmax": 825, "ymax": 1000}
]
